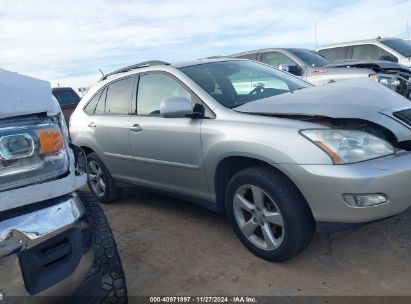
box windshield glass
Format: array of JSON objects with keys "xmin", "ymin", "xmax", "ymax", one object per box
[
  {"xmin": 288, "ymin": 49, "xmax": 328, "ymax": 67},
  {"xmin": 180, "ymin": 60, "xmax": 310, "ymax": 108},
  {"xmin": 52, "ymin": 89, "xmax": 80, "ymax": 106},
  {"xmin": 381, "ymin": 39, "xmax": 411, "ymax": 57}
]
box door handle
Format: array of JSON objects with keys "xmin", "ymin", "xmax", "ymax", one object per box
[
  {"xmin": 88, "ymin": 122, "xmax": 96, "ymax": 128},
  {"xmin": 129, "ymin": 124, "xmax": 143, "ymax": 132}
]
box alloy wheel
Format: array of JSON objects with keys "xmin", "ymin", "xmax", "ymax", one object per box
[
  {"xmin": 233, "ymin": 184, "xmax": 284, "ymax": 251},
  {"xmin": 88, "ymin": 160, "xmax": 106, "ymax": 197}
]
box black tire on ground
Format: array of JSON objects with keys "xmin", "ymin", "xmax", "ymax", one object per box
[
  {"xmin": 77, "ymin": 189, "xmax": 127, "ymax": 303},
  {"xmin": 87, "ymin": 152, "xmax": 121, "ymax": 204},
  {"xmin": 225, "ymin": 165, "xmax": 315, "ymax": 262}
]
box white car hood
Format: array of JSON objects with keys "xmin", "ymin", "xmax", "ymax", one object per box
[{"xmin": 0, "ymin": 69, "xmax": 59, "ymax": 119}]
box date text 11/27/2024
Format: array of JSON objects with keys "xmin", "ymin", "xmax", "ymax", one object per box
[{"xmin": 149, "ymin": 297, "xmax": 257, "ymax": 303}]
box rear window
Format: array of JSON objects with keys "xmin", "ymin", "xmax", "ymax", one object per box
[
  {"xmin": 318, "ymin": 46, "xmax": 349, "ymax": 61},
  {"xmin": 52, "ymin": 89, "xmax": 80, "ymax": 106}
]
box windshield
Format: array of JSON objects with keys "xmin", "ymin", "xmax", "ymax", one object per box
[
  {"xmin": 288, "ymin": 49, "xmax": 328, "ymax": 67},
  {"xmin": 180, "ymin": 60, "xmax": 310, "ymax": 109},
  {"xmin": 381, "ymin": 39, "xmax": 411, "ymax": 57},
  {"xmin": 52, "ymin": 89, "xmax": 80, "ymax": 106}
]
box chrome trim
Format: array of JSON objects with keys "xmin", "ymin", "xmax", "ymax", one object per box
[
  {"xmin": 0, "ymin": 194, "xmax": 85, "ymax": 245},
  {"xmin": 0, "ymin": 194, "xmax": 94, "ymax": 297}
]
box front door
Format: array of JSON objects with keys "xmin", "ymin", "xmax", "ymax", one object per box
[{"xmin": 128, "ymin": 72, "xmax": 210, "ymax": 199}]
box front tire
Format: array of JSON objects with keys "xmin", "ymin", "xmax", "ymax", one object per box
[
  {"xmin": 87, "ymin": 152, "xmax": 121, "ymax": 204},
  {"xmin": 225, "ymin": 165, "xmax": 315, "ymax": 262},
  {"xmin": 77, "ymin": 190, "xmax": 127, "ymax": 303}
]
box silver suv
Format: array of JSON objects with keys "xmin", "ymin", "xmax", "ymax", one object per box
[
  {"xmin": 317, "ymin": 37, "xmax": 411, "ymax": 68},
  {"xmin": 71, "ymin": 59, "xmax": 411, "ymax": 262},
  {"xmin": 229, "ymin": 48, "xmax": 411, "ymax": 99}
]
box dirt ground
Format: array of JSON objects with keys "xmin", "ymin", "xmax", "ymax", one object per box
[{"xmin": 101, "ymin": 188, "xmax": 411, "ymax": 296}]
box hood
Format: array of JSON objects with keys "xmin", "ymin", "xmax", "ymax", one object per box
[
  {"xmin": 235, "ymin": 78, "xmax": 411, "ymax": 141},
  {"xmin": 324, "ymin": 60, "xmax": 411, "ymax": 74},
  {"xmin": 0, "ymin": 69, "xmax": 60, "ymax": 120}
]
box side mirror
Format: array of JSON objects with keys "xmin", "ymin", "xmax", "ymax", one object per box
[
  {"xmin": 279, "ymin": 64, "xmax": 302, "ymax": 76},
  {"xmin": 160, "ymin": 97, "xmax": 194, "ymax": 118}
]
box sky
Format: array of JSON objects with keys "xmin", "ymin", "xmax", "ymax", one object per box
[{"xmin": 1, "ymin": 0, "xmax": 410, "ymax": 91}]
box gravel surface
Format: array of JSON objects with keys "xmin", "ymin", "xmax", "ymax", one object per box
[{"xmin": 101, "ymin": 189, "xmax": 411, "ymax": 296}]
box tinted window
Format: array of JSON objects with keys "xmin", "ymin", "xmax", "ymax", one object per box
[
  {"xmin": 381, "ymin": 39, "xmax": 411, "ymax": 57},
  {"xmin": 235, "ymin": 53, "xmax": 258, "ymax": 60},
  {"xmin": 260, "ymin": 52, "xmax": 296, "ymax": 68},
  {"xmin": 180, "ymin": 60, "xmax": 310, "ymax": 109},
  {"xmin": 288, "ymin": 49, "xmax": 328, "ymax": 67},
  {"xmin": 318, "ymin": 47, "xmax": 348, "ymax": 61},
  {"xmin": 52, "ymin": 89, "xmax": 80, "ymax": 106},
  {"xmin": 105, "ymin": 77, "xmax": 134, "ymax": 115},
  {"xmin": 137, "ymin": 73, "xmax": 192, "ymax": 116},
  {"xmin": 352, "ymin": 44, "xmax": 396, "ymax": 61},
  {"xmin": 84, "ymin": 89, "xmax": 103, "ymax": 115},
  {"xmin": 95, "ymin": 87, "xmax": 107, "ymax": 116}
]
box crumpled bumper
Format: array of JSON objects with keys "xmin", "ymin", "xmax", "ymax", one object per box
[
  {"xmin": 277, "ymin": 151, "xmax": 411, "ymax": 224},
  {"xmin": 0, "ymin": 193, "xmax": 99, "ymax": 302}
]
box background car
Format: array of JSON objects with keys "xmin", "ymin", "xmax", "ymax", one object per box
[
  {"xmin": 317, "ymin": 37, "xmax": 411, "ymax": 68},
  {"xmin": 70, "ymin": 59, "xmax": 411, "ymax": 262},
  {"xmin": 0, "ymin": 69, "xmax": 126, "ymax": 303},
  {"xmin": 52, "ymin": 87, "xmax": 81, "ymax": 123},
  {"xmin": 229, "ymin": 48, "xmax": 411, "ymax": 99}
]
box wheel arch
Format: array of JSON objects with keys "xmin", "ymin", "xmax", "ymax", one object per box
[{"xmin": 213, "ymin": 155, "xmax": 306, "ymax": 213}]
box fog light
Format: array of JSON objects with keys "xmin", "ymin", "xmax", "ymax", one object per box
[{"xmin": 343, "ymin": 193, "xmax": 388, "ymax": 207}]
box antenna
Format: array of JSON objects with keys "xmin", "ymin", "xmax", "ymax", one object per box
[
  {"xmin": 314, "ymin": 22, "xmax": 318, "ymax": 49},
  {"xmin": 407, "ymin": 19, "xmax": 410, "ymax": 39},
  {"xmin": 98, "ymin": 68, "xmax": 105, "ymax": 77}
]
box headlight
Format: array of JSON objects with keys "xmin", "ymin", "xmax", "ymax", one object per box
[
  {"xmin": 0, "ymin": 116, "xmax": 69, "ymax": 192},
  {"xmin": 300, "ymin": 129, "xmax": 395, "ymax": 164},
  {"xmin": 369, "ymin": 74, "xmax": 401, "ymax": 86}
]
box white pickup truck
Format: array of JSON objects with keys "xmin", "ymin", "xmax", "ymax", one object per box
[{"xmin": 0, "ymin": 69, "xmax": 127, "ymax": 303}]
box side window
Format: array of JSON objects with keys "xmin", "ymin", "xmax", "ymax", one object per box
[
  {"xmin": 260, "ymin": 52, "xmax": 296, "ymax": 68},
  {"xmin": 137, "ymin": 73, "xmax": 192, "ymax": 116},
  {"xmin": 84, "ymin": 89, "xmax": 103, "ymax": 115},
  {"xmin": 105, "ymin": 77, "xmax": 135, "ymax": 115},
  {"xmin": 318, "ymin": 47, "xmax": 348, "ymax": 61},
  {"xmin": 235, "ymin": 53, "xmax": 258, "ymax": 60},
  {"xmin": 352, "ymin": 44, "xmax": 394, "ymax": 61},
  {"xmin": 94, "ymin": 87, "xmax": 107, "ymax": 116}
]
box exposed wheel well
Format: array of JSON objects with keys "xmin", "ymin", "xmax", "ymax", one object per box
[{"xmin": 214, "ymin": 157, "xmax": 271, "ymax": 212}]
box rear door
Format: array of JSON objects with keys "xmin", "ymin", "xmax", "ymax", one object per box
[
  {"xmin": 85, "ymin": 76, "xmax": 139, "ymax": 181},
  {"xmin": 128, "ymin": 71, "xmax": 210, "ymax": 199}
]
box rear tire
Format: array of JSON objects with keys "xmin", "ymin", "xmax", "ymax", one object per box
[
  {"xmin": 87, "ymin": 152, "xmax": 121, "ymax": 204},
  {"xmin": 77, "ymin": 189, "xmax": 127, "ymax": 303},
  {"xmin": 225, "ymin": 165, "xmax": 315, "ymax": 262}
]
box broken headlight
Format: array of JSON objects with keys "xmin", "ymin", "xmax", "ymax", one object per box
[
  {"xmin": 0, "ymin": 116, "xmax": 69, "ymax": 192},
  {"xmin": 300, "ymin": 129, "xmax": 395, "ymax": 164}
]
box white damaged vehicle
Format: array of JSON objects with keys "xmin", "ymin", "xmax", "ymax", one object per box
[{"xmin": 0, "ymin": 69, "xmax": 127, "ymax": 303}]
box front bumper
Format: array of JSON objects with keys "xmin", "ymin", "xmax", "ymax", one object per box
[
  {"xmin": 277, "ymin": 151, "xmax": 411, "ymax": 224},
  {"xmin": 0, "ymin": 193, "xmax": 98, "ymax": 302}
]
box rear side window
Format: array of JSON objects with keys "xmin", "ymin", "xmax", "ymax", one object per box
[
  {"xmin": 95, "ymin": 87, "xmax": 107, "ymax": 115},
  {"xmin": 84, "ymin": 89, "xmax": 104, "ymax": 115},
  {"xmin": 318, "ymin": 47, "xmax": 348, "ymax": 61},
  {"xmin": 351, "ymin": 44, "xmax": 396, "ymax": 61},
  {"xmin": 260, "ymin": 52, "xmax": 296, "ymax": 68},
  {"xmin": 105, "ymin": 77, "xmax": 135, "ymax": 115}
]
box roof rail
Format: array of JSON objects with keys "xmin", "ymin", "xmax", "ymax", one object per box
[{"xmin": 99, "ymin": 60, "xmax": 171, "ymax": 81}]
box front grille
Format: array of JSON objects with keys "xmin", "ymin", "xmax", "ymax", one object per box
[{"xmin": 393, "ymin": 108, "xmax": 411, "ymax": 127}]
